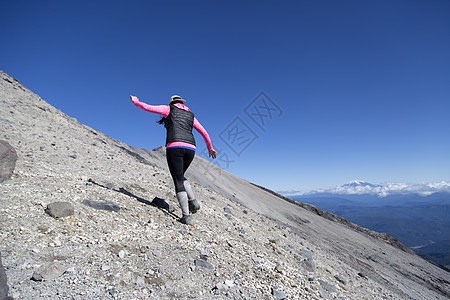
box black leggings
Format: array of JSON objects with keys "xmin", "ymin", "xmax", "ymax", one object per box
[{"xmin": 166, "ymin": 147, "xmax": 195, "ymax": 193}]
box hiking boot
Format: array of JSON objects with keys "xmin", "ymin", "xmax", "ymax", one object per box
[
  {"xmin": 179, "ymin": 215, "xmax": 192, "ymax": 225},
  {"xmin": 189, "ymin": 199, "xmax": 200, "ymax": 214}
]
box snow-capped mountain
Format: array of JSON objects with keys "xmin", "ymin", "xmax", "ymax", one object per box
[
  {"xmin": 282, "ymin": 180, "xmax": 450, "ymax": 197},
  {"xmin": 341, "ymin": 180, "xmax": 381, "ymax": 188}
]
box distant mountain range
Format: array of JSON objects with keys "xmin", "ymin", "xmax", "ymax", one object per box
[
  {"xmin": 280, "ymin": 180, "xmax": 450, "ymax": 269},
  {"xmin": 281, "ymin": 180, "xmax": 450, "ymax": 197}
]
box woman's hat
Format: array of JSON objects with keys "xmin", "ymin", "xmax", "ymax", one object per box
[{"xmin": 170, "ymin": 95, "xmax": 186, "ymax": 104}]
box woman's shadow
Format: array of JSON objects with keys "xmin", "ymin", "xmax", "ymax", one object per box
[
  {"xmin": 118, "ymin": 187, "xmax": 179, "ymax": 220},
  {"xmin": 87, "ymin": 178, "xmax": 178, "ymax": 220}
]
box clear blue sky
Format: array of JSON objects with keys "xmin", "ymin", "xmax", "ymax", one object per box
[{"xmin": 1, "ymin": 0, "xmax": 449, "ymax": 192}]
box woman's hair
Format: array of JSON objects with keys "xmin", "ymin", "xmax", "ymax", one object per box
[
  {"xmin": 157, "ymin": 116, "xmax": 166, "ymax": 126},
  {"xmin": 157, "ymin": 100, "xmax": 185, "ymax": 126}
]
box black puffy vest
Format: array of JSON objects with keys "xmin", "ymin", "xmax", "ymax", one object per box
[{"xmin": 165, "ymin": 104, "xmax": 196, "ymax": 146}]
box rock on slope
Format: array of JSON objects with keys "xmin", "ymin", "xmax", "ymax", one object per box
[{"xmin": 0, "ymin": 70, "xmax": 449, "ymax": 299}]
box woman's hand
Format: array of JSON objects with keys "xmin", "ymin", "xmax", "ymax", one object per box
[
  {"xmin": 130, "ymin": 95, "xmax": 139, "ymax": 102},
  {"xmin": 209, "ymin": 150, "xmax": 217, "ymax": 159}
]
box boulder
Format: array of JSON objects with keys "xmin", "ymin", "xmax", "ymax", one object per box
[
  {"xmin": 45, "ymin": 202, "xmax": 74, "ymax": 218},
  {"xmin": 31, "ymin": 263, "xmax": 66, "ymax": 281},
  {"xmin": 0, "ymin": 141, "xmax": 17, "ymax": 183},
  {"xmin": 194, "ymin": 259, "xmax": 214, "ymax": 269},
  {"xmin": 0, "ymin": 253, "xmax": 12, "ymax": 300},
  {"xmin": 302, "ymin": 258, "xmax": 315, "ymax": 272},
  {"xmin": 272, "ymin": 288, "xmax": 286, "ymax": 300}
]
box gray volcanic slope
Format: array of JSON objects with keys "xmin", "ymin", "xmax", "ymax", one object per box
[{"xmin": 1, "ymin": 70, "xmax": 449, "ymax": 299}]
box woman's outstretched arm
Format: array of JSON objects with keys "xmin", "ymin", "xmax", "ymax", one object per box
[
  {"xmin": 130, "ymin": 95, "xmax": 169, "ymax": 116},
  {"xmin": 193, "ymin": 118, "xmax": 217, "ymax": 158}
]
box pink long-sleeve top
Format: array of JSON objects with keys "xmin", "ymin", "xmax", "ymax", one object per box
[{"xmin": 132, "ymin": 99, "xmax": 214, "ymax": 151}]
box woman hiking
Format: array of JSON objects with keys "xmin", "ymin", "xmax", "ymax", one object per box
[{"xmin": 130, "ymin": 94, "xmax": 217, "ymax": 225}]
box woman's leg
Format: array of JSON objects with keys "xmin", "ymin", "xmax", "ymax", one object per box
[
  {"xmin": 166, "ymin": 148, "xmax": 196, "ymax": 218},
  {"xmin": 182, "ymin": 149, "xmax": 195, "ymax": 174},
  {"xmin": 184, "ymin": 180, "xmax": 200, "ymax": 213},
  {"xmin": 183, "ymin": 180, "xmax": 195, "ymax": 200},
  {"xmin": 166, "ymin": 148, "xmax": 189, "ymax": 217},
  {"xmin": 181, "ymin": 149, "xmax": 196, "ymax": 200},
  {"xmin": 166, "ymin": 148, "xmax": 186, "ymax": 193},
  {"xmin": 179, "ymin": 150, "xmax": 200, "ymax": 212}
]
